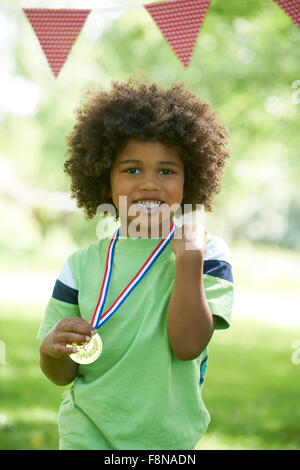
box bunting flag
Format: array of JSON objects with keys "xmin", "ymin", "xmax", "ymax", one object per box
[
  {"xmin": 23, "ymin": 9, "xmax": 91, "ymax": 78},
  {"xmin": 9, "ymin": 0, "xmax": 299, "ymax": 77},
  {"xmin": 273, "ymin": 0, "xmax": 300, "ymax": 28},
  {"xmin": 144, "ymin": 0, "xmax": 211, "ymax": 68}
]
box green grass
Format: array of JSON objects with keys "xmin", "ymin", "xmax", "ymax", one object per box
[
  {"xmin": 196, "ymin": 318, "xmax": 300, "ymax": 450},
  {"xmin": 0, "ymin": 304, "xmax": 299, "ymax": 450},
  {"xmin": 0, "ymin": 304, "xmax": 69, "ymax": 450},
  {"xmin": 0, "ymin": 240, "xmax": 299, "ymax": 450}
]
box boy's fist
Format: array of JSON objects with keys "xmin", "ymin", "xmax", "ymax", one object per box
[{"xmin": 171, "ymin": 223, "xmax": 207, "ymax": 258}]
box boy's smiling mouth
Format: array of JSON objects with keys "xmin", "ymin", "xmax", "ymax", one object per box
[
  {"xmin": 133, "ymin": 200, "xmax": 164, "ymax": 207},
  {"xmin": 132, "ymin": 199, "xmax": 166, "ymax": 214}
]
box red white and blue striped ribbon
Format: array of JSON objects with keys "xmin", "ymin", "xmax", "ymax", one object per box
[{"xmin": 91, "ymin": 222, "xmax": 176, "ymax": 329}]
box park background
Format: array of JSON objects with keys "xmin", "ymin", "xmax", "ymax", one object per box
[{"xmin": 0, "ymin": 0, "xmax": 300, "ymax": 450}]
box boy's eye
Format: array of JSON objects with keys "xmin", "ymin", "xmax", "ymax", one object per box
[
  {"xmin": 124, "ymin": 168, "xmax": 174, "ymax": 175},
  {"xmin": 125, "ymin": 167, "xmax": 140, "ymax": 174}
]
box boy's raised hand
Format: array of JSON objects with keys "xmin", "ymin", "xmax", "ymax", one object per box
[
  {"xmin": 171, "ymin": 222, "xmax": 207, "ymax": 258},
  {"xmin": 40, "ymin": 318, "xmax": 97, "ymax": 359}
]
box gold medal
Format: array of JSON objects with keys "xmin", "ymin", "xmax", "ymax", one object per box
[{"xmin": 67, "ymin": 332, "xmax": 102, "ymax": 364}]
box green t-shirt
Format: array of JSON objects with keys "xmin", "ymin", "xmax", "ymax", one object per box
[{"xmin": 38, "ymin": 232, "xmax": 234, "ymax": 450}]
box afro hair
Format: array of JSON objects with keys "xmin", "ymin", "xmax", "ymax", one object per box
[{"xmin": 64, "ymin": 73, "xmax": 231, "ymax": 219}]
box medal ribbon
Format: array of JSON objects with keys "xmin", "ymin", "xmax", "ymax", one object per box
[{"xmin": 91, "ymin": 222, "xmax": 175, "ymax": 329}]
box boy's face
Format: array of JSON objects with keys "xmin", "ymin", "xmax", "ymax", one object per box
[{"xmin": 109, "ymin": 138, "xmax": 185, "ymax": 238}]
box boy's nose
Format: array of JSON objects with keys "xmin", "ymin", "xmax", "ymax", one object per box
[{"xmin": 138, "ymin": 175, "xmax": 160, "ymax": 190}]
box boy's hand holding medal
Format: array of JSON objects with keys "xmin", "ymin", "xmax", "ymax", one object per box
[{"xmin": 40, "ymin": 318, "xmax": 99, "ymax": 362}]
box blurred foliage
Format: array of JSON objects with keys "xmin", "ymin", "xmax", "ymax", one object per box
[
  {"xmin": 0, "ymin": 0, "xmax": 300, "ymax": 255},
  {"xmin": 0, "ymin": 2, "xmax": 300, "ymax": 450}
]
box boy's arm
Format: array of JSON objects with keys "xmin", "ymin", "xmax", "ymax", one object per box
[
  {"xmin": 39, "ymin": 318, "xmax": 96, "ymax": 386},
  {"xmin": 167, "ymin": 251, "xmax": 216, "ymax": 361},
  {"xmin": 40, "ymin": 345, "xmax": 78, "ymax": 386}
]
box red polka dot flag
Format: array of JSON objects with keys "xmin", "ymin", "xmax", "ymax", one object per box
[
  {"xmin": 144, "ymin": 0, "xmax": 211, "ymax": 68},
  {"xmin": 23, "ymin": 9, "xmax": 91, "ymax": 78},
  {"xmin": 273, "ymin": 0, "xmax": 300, "ymax": 28}
]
